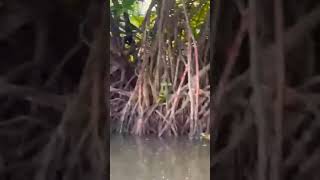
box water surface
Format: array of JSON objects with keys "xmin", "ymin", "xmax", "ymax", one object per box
[{"xmin": 110, "ymin": 134, "xmax": 210, "ymax": 180}]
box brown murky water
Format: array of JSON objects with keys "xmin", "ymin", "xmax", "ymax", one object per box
[{"xmin": 110, "ymin": 134, "xmax": 210, "ymax": 180}]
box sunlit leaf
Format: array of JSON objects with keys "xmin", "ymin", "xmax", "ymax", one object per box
[{"xmin": 130, "ymin": 15, "xmax": 145, "ymax": 28}]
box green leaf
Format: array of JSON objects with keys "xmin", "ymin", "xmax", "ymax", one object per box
[{"xmin": 130, "ymin": 15, "xmax": 145, "ymax": 28}]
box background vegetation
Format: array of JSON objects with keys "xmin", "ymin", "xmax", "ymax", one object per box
[
  {"xmin": 211, "ymin": 0, "xmax": 320, "ymax": 179},
  {"xmin": 0, "ymin": 0, "xmax": 107, "ymax": 179}
]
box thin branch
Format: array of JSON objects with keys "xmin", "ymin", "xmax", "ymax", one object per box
[
  {"xmin": 0, "ymin": 80, "xmax": 67, "ymax": 111},
  {"xmin": 271, "ymin": 0, "xmax": 285, "ymax": 179},
  {"xmin": 44, "ymin": 41, "xmax": 83, "ymax": 88},
  {"xmin": 248, "ymin": 0, "xmax": 267, "ymax": 179}
]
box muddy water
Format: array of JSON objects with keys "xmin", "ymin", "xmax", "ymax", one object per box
[{"xmin": 110, "ymin": 134, "xmax": 210, "ymax": 180}]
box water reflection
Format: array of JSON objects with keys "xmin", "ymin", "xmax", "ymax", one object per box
[{"xmin": 110, "ymin": 134, "xmax": 210, "ymax": 180}]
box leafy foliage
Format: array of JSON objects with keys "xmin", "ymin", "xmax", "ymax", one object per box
[
  {"xmin": 111, "ymin": 0, "xmax": 209, "ymax": 44},
  {"xmin": 111, "ymin": 0, "xmax": 139, "ymax": 17},
  {"xmin": 189, "ymin": 0, "xmax": 210, "ymax": 38}
]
